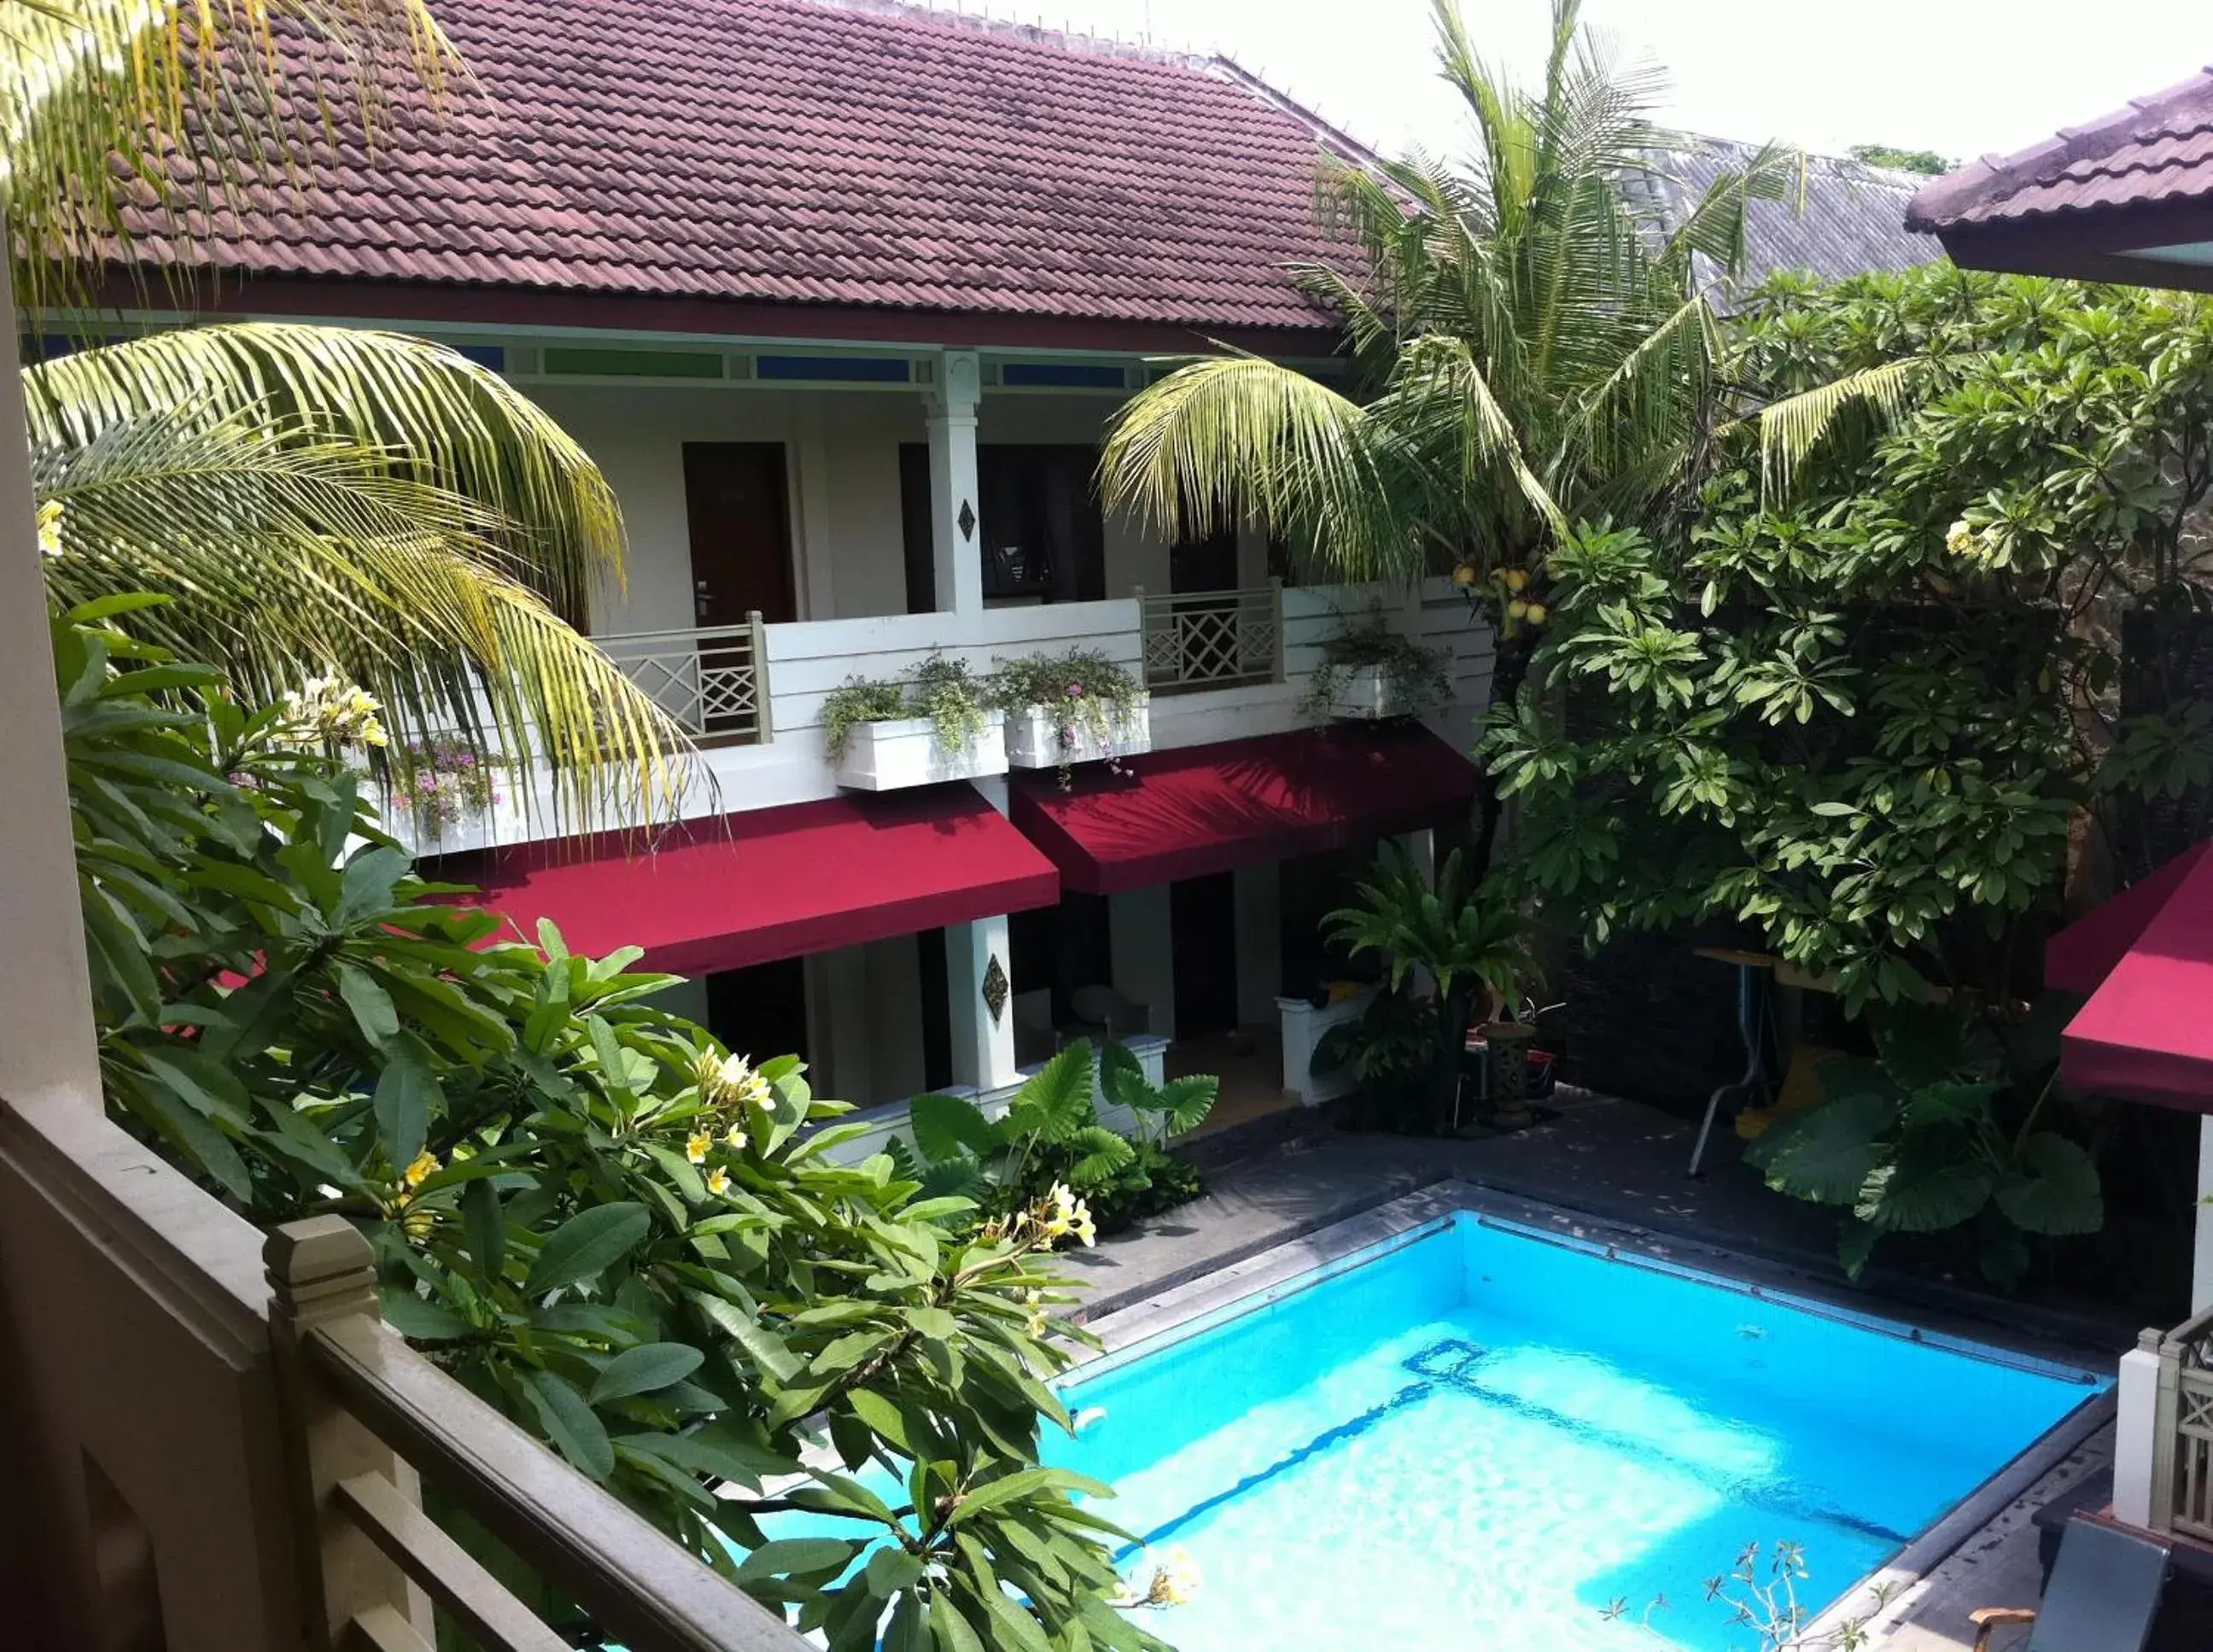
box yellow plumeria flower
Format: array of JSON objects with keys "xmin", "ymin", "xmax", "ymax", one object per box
[
  {"xmin": 36, "ymin": 499, "xmax": 63, "ymax": 559},
  {"xmin": 686, "ymin": 1131, "xmax": 712, "ymax": 1165},
  {"xmin": 403, "ymin": 1149, "xmax": 440, "ymax": 1189},
  {"xmin": 725, "ymin": 1123, "xmax": 748, "ymax": 1151},
  {"xmin": 705, "ymin": 1165, "xmax": 731, "ymax": 1197}
]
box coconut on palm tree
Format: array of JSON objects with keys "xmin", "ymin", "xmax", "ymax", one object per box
[
  {"xmin": 1097, "ymin": 0, "xmax": 1798, "ymax": 861},
  {"xmin": 5, "ymin": 1, "xmax": 692, "ymax": 827}
]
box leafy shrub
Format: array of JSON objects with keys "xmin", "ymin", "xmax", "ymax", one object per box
[
  {"xmin": 1743, "ymin": 999, "xmax": 2101, "ymax": 1287},
  {"xmin": 60, "ymin": 596, "xmax": 1169, "ymax": 1650},
  {"xmin": 905, "ymin": 1042, "xmax": 1214, "ymax": 1238}
]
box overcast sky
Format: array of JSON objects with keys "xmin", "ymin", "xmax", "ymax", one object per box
[{"xmin": 975, "ymin": 0, "xmax": 2195, "ymax": 166}]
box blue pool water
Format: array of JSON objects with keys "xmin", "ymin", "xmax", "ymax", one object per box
[{"xmin": 1036, "ymin": 1212, "xmax": 2102, "ymax": 1651}]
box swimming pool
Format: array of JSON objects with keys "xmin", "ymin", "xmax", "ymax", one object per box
[{"xmin": 1051, "ymin": 1209, "xmax": 2104, "ymax": 1651}]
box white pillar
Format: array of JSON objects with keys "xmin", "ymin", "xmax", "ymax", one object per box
[
  {"xmin": 925, "ymin": 349, "xmax": 984, "ymax": 621},
  {"xmin": 0, "ymin": 255, "xmax": 100, "ymax": 1113},
  {"xmin": 2112, "ymin": 1335, "xmax": 2164, "ymax": 1528},
  {"xmin": 2196, "ymin": 1116, "xmax": 2213, "ymax": 1314},
  {"xmin": 947, "ymin": 914, "xmax": 1019, "ymax": 1092}
]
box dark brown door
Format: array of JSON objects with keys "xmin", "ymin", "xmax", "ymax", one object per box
[
  {"xmin": 1170, "ymin": 521, "xmax": 1240, "ymax": 595},
  {"xmin": 682, "ymin": 443, "xmax": 797, "ymax": 627}
]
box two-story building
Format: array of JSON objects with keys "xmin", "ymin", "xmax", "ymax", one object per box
[{"xmin": 119, "ymin": 0, "xmax": 1498, "ymax": 1131}]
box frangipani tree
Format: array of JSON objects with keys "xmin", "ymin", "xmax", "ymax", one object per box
[{"xmin": 5, "ymin": 1, "xmax": 693, "ymax": 826}]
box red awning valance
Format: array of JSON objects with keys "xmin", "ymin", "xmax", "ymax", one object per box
[
  {"xmin": 444, "ymin": 787, "xmax": 1059, "ymax": 977},
  {"xmin": 2049, "ymin": 844, "xmax": 2213, "ymax": 1112},
  {"xmin": 1008, "ymin": 726, "xmax": 1478, "ymax": 896}
]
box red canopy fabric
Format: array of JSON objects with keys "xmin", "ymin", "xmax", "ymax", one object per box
[
  {"xmin": 1008, "ymin": 725, "xmax": 1478, "ymax": 896},
  {"xmin": 2050, "ymin": 844, "xmax": 2213, "ymax": 1112},
  {"xmin": 443, "ymin": 787, "xmax": 1059, "ymax": 977}
]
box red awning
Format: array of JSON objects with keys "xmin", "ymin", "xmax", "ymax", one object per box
[
  {"xmin": 1008, "ymin": 725, "xmax": 1478, "ymax": 895},
  {"xmin": 2048, "ymin": 843, "xmax": 2213, "ymax": 1112},
  {"xmin": 445, "ymin": 787, "xmax": 1059, "ymax": 977}
]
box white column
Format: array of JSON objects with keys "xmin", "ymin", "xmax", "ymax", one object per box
[
  {"xmin": 2112, "ymin": 1334, "xmax": 2164, "ymax": 1528},
  {"xmin": 925, "ymin": 349, "xmax": 984, "ymax": 620},
  {"xmin": 2195, "ymin": 1116, "xmax": 2213, "ymax": 1312},
  {"xmin": 947, "ymin": 914, "xmax": 1019, "ymax": 1092},
  {"xmin": 0, "ymin": 255, "xmax": 99, "ymax": 1113}
]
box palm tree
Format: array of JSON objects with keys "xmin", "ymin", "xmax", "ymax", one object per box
[
  {"xmin": 1097, "ymin": 0, "xmax": 1796, "ymax": 857},
  {"xmin": 4, "ymin": 3, "xmax": 692, "ymax": 826}
]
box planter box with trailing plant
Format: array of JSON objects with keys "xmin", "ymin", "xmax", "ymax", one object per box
[
  {"xmin": 823, "ymin": 655, "xmax": 1007, "ymax": 791},
  {"xmin": 834, "ymin": 710, "xmax": 1007, "ymax": 790},
  {"xmin": 990, "ymin": 646, "xmax": 1150, "ymax": 787},
  {"xmin": 1302, "ymin": 612, "xmax": 1451, "ymax": 726},
  {"xmin": 1004, "ymin": 700, "xmax": 1151, "ymax": 770}
]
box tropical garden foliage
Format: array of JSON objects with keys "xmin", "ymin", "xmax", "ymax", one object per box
[
  {"xmin": 61, "ymin": 593, "xmax": 1168, "ymax": 1649},
  {"xmin": 1098, "ymin": 0, "xmax": 1796, "ymax": 858},
  {"xmin": 905, "ymin": 1042, "xmax": 1215, "ymax": 1237}
]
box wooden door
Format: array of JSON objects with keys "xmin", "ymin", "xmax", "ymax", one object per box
[{"xmin": 681, "ymin": 443, "xmax": 797, "ymax": 628}]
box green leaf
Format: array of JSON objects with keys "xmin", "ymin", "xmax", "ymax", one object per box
[
  {"xmin": 1854, "ymin": 1138, "xmax": 1994, "ymax": 1233},
  {"xmin": 734, "ymin": 1538, "xmax": 865, "ymax": 1585},
  {"xmin": 1836, "ymin": 1217, "xmax": 1881, "ymax": 1281},
  {"xmin": 692, "ymin": 1292, "xmax": 803, "ymax": 1384},
  {"xmin": 463, "ymin": 1176, "xmax": 505, "ymax": 1282},
  {"xmin": 335, "ymin": 846, "xmax": 409, "ymax": 925},
  {"xmin": 381, "ymin": 1291, "xmax": 470, "ymax": 1340},
  {"xmin": 864, "ymin": 1546, "xmax": 925, "ymax": 1597},
  {"xmin": 524, "ymin": 1202, "xmax": 650, "ymax": 1295},
  {"xmin": 524, "ymin": 1371, "xmax": 615, "ymax": 1480},
  {"xmin": 927, "ymin": 1597, "xmax": 988, "ymax": 1652},
  {"xmin": 1743, "ymin": 1090, "xmax": 1897, "ymax": 1205},
  {"xmin": 334, "ymin": 963, "xmax": 400, "ymax": 1048},
  {"xmin": 619, "ymin": 1425, "xmax": 796, "ymax": 1486},
  {"xmin": 589, "ymin": 1342, "xmax": 705, "ymax": 1404},
  {"xmin": 371, "ymin": 1039, "xmax": 440, "ymax": 1169},
  {"xmin": 908, "ymin": 1091, "xmax": 1000, "ymax": 1165},
  {"xmin": 1995, "ymin": 1132, "xmax": 2104, "ymax": 1236}
]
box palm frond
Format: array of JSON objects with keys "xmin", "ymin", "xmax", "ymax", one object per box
[
  {"xmin": 1, "ymin": 0, "xmax": 461, "ymax": 314},
  {"xmin": 32, "ymin": 336, "xmax": 696, "ymax": 828},
  {"xmin": 1755, "ymin": 357, "xmax": 1928, "ymax": 495},
  {"xmin": 1098, "ymin": 353, "xmax": 1416, "ymax": 581},
  {"xmin": 28, "ymin": 325, "xmax": 624, "ymax": 619}
]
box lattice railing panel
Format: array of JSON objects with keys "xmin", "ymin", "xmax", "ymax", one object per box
[
  {"xmin": 597, "ymin": 622, "xmax": 766, "ymax": 744},
  {"xmin": 1138, "ymin": 586, "xmax": 1282, "ymax": 694}
]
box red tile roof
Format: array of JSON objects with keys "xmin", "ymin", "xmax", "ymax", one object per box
[
  {"xmin": 1906, "ymin": 69, "xmax": 2213, "ymax": 232},
  {"xmin": 143, "ymin": 0, "xmax": 1361, "ymax": 338}
]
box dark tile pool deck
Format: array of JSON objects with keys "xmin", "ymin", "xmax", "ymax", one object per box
[{"xmin": 1062, "ymin": 1091, "xmax": 2138, "ymax": 1650}]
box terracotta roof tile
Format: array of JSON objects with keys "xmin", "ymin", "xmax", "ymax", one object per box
[
  {"xmin": 1907, "ymin": 68, "xmax": 2213, "ymax": 231},
  {"xmin": 126, "ymin": 0, "xmax": 1359, "ymax": 334}
]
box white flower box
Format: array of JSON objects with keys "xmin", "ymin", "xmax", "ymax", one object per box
[
  {"xmin": 1003, "ymin": 701, "xmax": 1152, "ymax": 770},
  {"xmin": 834, "ymin": 711, "xmax": 1007, "ymax": 791},
  {"xmin": 1329, "ymin": 664, "xmax": 1398, "ymax": 721}
]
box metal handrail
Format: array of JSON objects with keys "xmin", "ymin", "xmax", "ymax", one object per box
[
  {"xmin": 1134, "ymin": 580, "xmax": 1282, "ymax": 694},
  {"xmin": 597, "ymin": 616, "xmax": 771, "ymax": 744},
  {"xmin": 267, "ymin": 1217, "xmax": 809, "ymax": 1652}
]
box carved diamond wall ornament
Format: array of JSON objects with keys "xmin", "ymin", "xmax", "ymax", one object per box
[
  {"xmin": 957, "ymin": 499, "xmax": 977, "ymax": 542},
  {"xmin": 982, "ymin": 954, "xmax": 1008, "ymax": 1024}
]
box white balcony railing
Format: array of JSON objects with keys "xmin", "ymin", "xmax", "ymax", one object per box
[
  {"xmin": 1136, "ymin": 581, "xmax": 1283, "ymax": 693},
  {"xmin": 2145, "ymin": 1304, "xmax": 2213, "ymax": 1539},
  {"xmin": 599, "ymin": 617, "xmax": 771, "ymax": 745}
]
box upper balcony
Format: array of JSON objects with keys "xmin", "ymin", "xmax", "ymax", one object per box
[{"xmin": 387, "ymin": 341, "xmax": 1495, "ymax": 853}]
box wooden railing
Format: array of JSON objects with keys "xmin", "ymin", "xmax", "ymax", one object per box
[
  {"xmin": 266, "ymin": 1216, "xmax": 809, "ymax": 1652},
  {"xmin": 2146, "ymin": 1305, "xmax": 2213, "ymax": 1539},
  {"xmin": 1135, "ymin": 581, "xmax": 1283, "ymax": 693},
  {"xmin": 599, "ymin": 617, "xmax": 772, "ymax": 746}
]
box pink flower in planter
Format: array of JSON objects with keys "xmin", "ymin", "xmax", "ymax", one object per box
[{"xmin": 1066, "ymin": 682, "xmax": 1083, "ymax": 697}]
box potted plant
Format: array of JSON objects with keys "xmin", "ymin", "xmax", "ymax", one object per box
[
  {"xmin": 990, "ymin": 646, "xmax": 1151, "ymax": 788},
  {"xmin": 1301, "ymin": 611, "xmax": 1452, "ymax": 722},
  {"xmin": 384, "ymin": 733, "xmax": 507, "ymax": 850},
  {"xmin": 1326, "ymin": 844, "xmax": 1538, "ymax": 1135},
  {"xmin": 821, "ymin": 654, "xmax": 1006, "ymax": 790}
]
